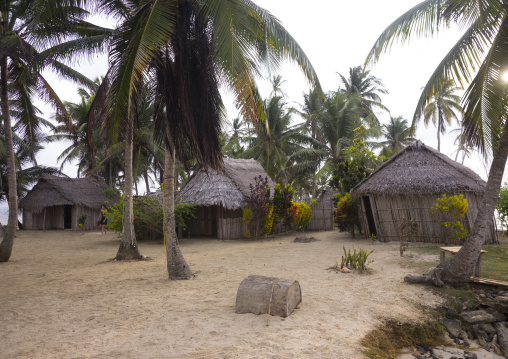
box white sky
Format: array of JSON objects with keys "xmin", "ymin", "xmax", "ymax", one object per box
[{"xmin": 34, "ymin": 0, "xmax": 498, "ymax": 193}]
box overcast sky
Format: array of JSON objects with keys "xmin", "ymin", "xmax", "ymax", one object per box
[{"xmin": 34, "ymin": 0, "xmax": 496, "ymax": 192}]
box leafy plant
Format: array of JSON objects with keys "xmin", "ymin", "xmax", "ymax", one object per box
[
  {"xmin": 330, "ymin": 126, "xmax": 383, "ymax": 192},
  {"xmin": 106, "ymin": 196, "xmax": 197, "ymax": 239},
  {"xmin": 78, "ymin": 214, "xmax": 87, "ymax": 230},
  {"xmin": 340, "ymin": 246, "xmax": 374, "ymax": 270},
  {"xmin": 334, "ymin": 193, "xmax": 361, "ymax": 236},
  {"xmin": 273, "ymin": 183, "xmax": 294, "ymax": 228},
  {"xmin": 496, "ymin": 182, "xmax": 508, "ymax": 232},
  {"xmin": 290, "ymin": 201, "xmax": 312, "ymax": 230},
  {"xmin": 430, "ymin": 194, "xmax": 469, "ymax": 244},
  {"xmin": 398, "ymin": 216, "xmax": 418, "ymax": 257},
  {"xmin": 244, "ymin": 175, "xmax": 273, "ymax": 238}
]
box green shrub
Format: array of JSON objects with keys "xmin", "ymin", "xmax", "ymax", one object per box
[
  {"xmin": 106, "ymin": 196, "xmax": 197, "ymax": 239},
  {"xmin": 340, "ymin": 246, "xmax": 374, "ymax": 270},
  {"xmin": 430, "ymin": 194, "xmax": 469, "ymax": 243},
  {"xmin": 273, "ymin": 183, "xmax": 294, "ymax": 227},
  {"xmin": 290, "ymin": 201, "xmax": 312, "ymax": 230},
  {"xmin": 334, "ymin": 193, "xmax": 360, "ymax": 234}
]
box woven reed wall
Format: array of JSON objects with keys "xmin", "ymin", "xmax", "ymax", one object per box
[
  {"xmin": 218, "ymin": 217, "xmax": 246, "ymax": 239},
  {"xmin": 306, "ymin": 201, "xmax": 335, "ymax": 231},
  {"xmin": 361, "ymin": 194, "xmax": 497, "ymax": 244},
  {"xmin": 22, "ymin": 205, "xmax": 101, "ymax": 231}
]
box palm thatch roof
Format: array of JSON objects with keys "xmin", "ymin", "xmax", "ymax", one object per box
[
  {"xmin": 350, "ymin": 140, "xmax": 486, "ymax": 198},
  {"xmin": 176, "ymin": 158, "xmax": 275, "ymax": 210},
  {"xmin": 19, "ymin": 175, "xmax": 117, "ymax": 214}
]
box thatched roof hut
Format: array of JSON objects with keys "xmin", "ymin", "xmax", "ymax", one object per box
[
  {"xmin": 176, "ymin": 158, "xmax": 275, "ymax": 239},
  {"xmin": 350, "ymin": 141, "xmax": 497, "ymax": 244},
  {"xmin": 176, "ymin": 158, "xmax": 275, "ymax": 210},
  {"xmin": 20, "ymin": 175, "xmax": 117, "ymax": 231}
]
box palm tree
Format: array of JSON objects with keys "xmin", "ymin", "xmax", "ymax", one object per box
[
  {"xmin": 366, "ymin": 0, "xmax": 508, "ymax": 286},
  {"xmin": 97, "ymin": 0, "xmax": 319, "ymax": 277},
  {"xmin": 451, "ymin": 128, "xmax": 473, "ymax": 165},
  {"xmin": 420, "ymin": 81, "xmax": 462, "ymax": 152},
  {"xmin": 376, "ymin": 116, "xmax": 415, "ymax": 158},
  {"xmin": 0, "ymin": 1, "xmax": 105, "ymax": 262},
  {"xmin": 239, "ymin": 95, "xmax": 309, "ymax": 183},
  {"xmin": 270, "ymin": 75, "xmax": 287, "ymax": 98},
  {"xmin": 338, "ymin": 65, "xmax": 389, "ymax": 125}
]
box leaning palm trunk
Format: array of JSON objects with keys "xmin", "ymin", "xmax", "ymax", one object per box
[
  {"xmin": 163, "ymin": 145, "xmax": 193, "ymax": 280},
  {"xmin": 0, "ymin": 57, "xmax": 18, "ymax": 262},
  {"xmin": 405, "ymin": 125, "xmax": 508, "ymax": 286},
  {"xmin": 115, "ymin": 121, "xmax": 142, "ymax": 260}
]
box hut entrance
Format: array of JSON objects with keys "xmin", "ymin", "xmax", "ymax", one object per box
[
  {"xmin": 64, "ymin": 205, "xmax": 72, "ymax": 229},
  {"xmin": 363, "ymin": 196, "xmax": 377, "ymax": 236}
]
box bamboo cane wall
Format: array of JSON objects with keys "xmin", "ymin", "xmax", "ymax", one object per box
[
  {"xmin": 22, "ymin": 206, "xmax": 101, "ymax": 231},
  {"xmin": 306, "ymin": 201, "xmax": 335, "ymax": 231},
  {"xmin": 360, "ymin": 194, "xmax": 497, "ymax": 244}
]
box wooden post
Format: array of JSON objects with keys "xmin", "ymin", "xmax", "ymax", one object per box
[{"xmin": 43, "ymin": 207, "xmax": 46, "ymax": 232}]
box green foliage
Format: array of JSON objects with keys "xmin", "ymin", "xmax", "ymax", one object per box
[
  {"xmin": 496, "ymin": 182, "xmax": 508, "ymax": 230},
  {"xmin": 330, "ymin": 127, "xmax": 383, "ymax": 192},
  {"xmin": 244, "ymin": 176, "xmax": 273, "ymax": 238},
  {"xmin": 106, "ymin": 196, "xmax": 197, "ymax": 239},
  {"xmin": 334, "ymin": 193, "xmax": 361, "ymax": 234},
  {"xmin": 430, "ymin": 194, "xmax": 469, "ymax": 243},
  {"xmin": 333, "ymin": 193, "xmax": 342, "ymax": 207},
  {"xmin": 398, "ymin": 216, "xmax": 418, "ymax": 257},
  {"xmin": 290, "ymin": 201, "xmax": 312, "ymax": 230},
  {"xmin": 78, "ymin": 214, "xmax": 87, "ymax": 230},
  {"xmin": 243, "ymin": 208, "xmax": 251, "ymax": 224},
  {"xmin": 273, "ymin": 183, "xmax": 294, "ymax": 227},
  {"xmin": 340, "ymin": 246, "xmax": 374, "ymax": 270}
]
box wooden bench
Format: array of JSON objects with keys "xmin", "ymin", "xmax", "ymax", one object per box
[{"xmin": 439, "ymin": 246, "xmax": 486, "ymax": 277}]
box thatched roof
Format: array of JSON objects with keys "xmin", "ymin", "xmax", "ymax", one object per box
[
  {"xmin": 19, "ymin": 175, "xmax": 117, "ymax": 214},
  {"xmin": 175, "ymin": 158, "xmax": 275, "ymax": 210},
  {"xmin": 317, "ymin": 188, "xmax": 338, "ymax": 204},
  {"xmin": 350, "ymin": 140, "xmax": 486, "ymax": 198}
]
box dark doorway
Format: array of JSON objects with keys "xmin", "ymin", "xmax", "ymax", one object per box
[
  {"xmin": 363, "ymin": 196, "xmax": 377, "ymax": 236},
  {"xmin": 64, "ymin": 205, "xmax": 72, "ymax": 229}
]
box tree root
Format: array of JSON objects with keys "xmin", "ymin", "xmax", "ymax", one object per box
[{"xmin": 404, "ymin": 267, "xmax": 444, "ymax": 287}]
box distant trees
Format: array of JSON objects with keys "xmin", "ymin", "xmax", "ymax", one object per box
[
  {"xmin": 419, "ymin": 81, "xmax": 463, "ymax": 152},
  {"xmin": 376, "ymin": 116, "xmax": 415, "ymax": 158}
]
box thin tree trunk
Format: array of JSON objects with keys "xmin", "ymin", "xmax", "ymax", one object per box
[
  {"xmin": 144, "ymin": 170, "xmax": 150, "ymax": 195},
  {"xmin": 406, "ymin": 123, "xmax": 508, "ymax": 286},
  {"xmin": 174, "ymin": 159, "xmax": 179, "ymax": 192},
  {"xmin": 437, "ymin": 129, "xmax": 441, "ymax": 152},
  {"xmin": 163, "ymin": 144, "xmax": 193, "ymax": 280},
  {"xmin": 115, "ymin": 120, "xmax": 142, "ymax": 260},
  {"xmin": 0, "ymin": 56, "xmax": 17, "ymax": 262}
]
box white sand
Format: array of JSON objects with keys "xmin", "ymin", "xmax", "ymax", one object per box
[{"xmin": 1, "ymin": 230, "xmax": 445, "ymax": 359}]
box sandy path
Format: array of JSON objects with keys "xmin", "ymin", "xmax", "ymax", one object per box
[{"xmin": 0, "ymin": 230, "xmax": 443, "ymax": 359}]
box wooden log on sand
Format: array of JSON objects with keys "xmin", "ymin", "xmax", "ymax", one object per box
[{"xmin": 235, "ymin": 275, "xmax": 302, "ymax": 318}]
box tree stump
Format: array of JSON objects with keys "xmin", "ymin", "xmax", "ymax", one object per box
[{"xmin": 235, "ymin": 275, "xmax": 302, "ymax": 317}]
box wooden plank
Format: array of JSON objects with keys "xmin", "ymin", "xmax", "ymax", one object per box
[{"xmin": 469, "ymin": 277, "xmax": 508, "ymax": 288}]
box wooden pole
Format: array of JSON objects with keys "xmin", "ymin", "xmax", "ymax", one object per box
[{"xmin": 43, "ymin": 207, "xmax": 46, "ymax": 232}]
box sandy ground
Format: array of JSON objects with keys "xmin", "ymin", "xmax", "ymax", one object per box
[{"xmin": 1, "ymin": 230, "xmax": 445, "ymax": 359}]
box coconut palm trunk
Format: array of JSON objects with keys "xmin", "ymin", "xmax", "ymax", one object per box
[
  {"xmin": 163, "ymin": 145, "xmax": 193, "ymax": 280},
  {"xmin": 406, "ymin": 125, "xmax": 508, "ymax": 286},
  {"xmin": 115, "ymin": 120, "xmax": 142, "ymax": 260},
  {"xmin": 0, "ymin": 56, "xmax": 17, "ymax": 262}
]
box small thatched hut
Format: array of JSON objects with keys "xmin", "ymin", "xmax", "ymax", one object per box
[
  {"xmin": 176, "ymin": 158, "xmax": 275, "ymax": 239},
  {"xmin": 20, "ymin": 176, "xmax": 118, "ymax": 231},
  {"xmin": 350, "ymin": 141, "xmax": 497, "ymax": 244}
]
